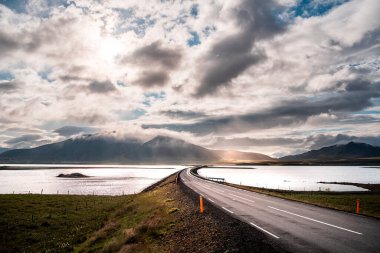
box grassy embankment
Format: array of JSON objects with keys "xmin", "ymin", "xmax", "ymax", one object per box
[
  {"xmin": 0, "ymin": 176, "xmax": 179, "ymax": 253},
  {"xmin": 225, "ymin": 182, "xmax": 380, "ymax": 218}
]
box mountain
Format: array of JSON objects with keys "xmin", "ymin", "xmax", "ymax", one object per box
[
  {"xmin": 280, "ymin": 142, "xmax": 380, "ymax": 161},
  {"xmin": 141, "ymin": 135, "xmax": 219, "ymax": 163},
  {"xmin": 0, "ymin": 135, "xmax": 220, "ymax": 164},
  {"xmin": 0, "ymin": 148, "xmax": 9, "ymax": 154},
  {"xmin": 0, "ymin": 134, "xmax": 143, "ymax": 163},
  {"xmin": 213, "ymin": 150, "xmax": 275, "ymax": 162}
]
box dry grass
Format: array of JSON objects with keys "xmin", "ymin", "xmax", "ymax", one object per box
[{"xmin": 74, "ymin": 175, "xmax": 180, "ymax": 253}]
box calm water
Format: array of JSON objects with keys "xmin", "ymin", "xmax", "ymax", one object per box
[
  {"xmin": 198, "ymin": 166, "xmax": 380, "ymax": 191},
  {"xmin": 0, "ymin": 164, "xmax": 186, "ymax": 195}
]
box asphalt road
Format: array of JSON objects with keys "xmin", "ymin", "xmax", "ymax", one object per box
[{"xmin": 181, "ymin": 168, "xmax": 380, "ymax": 253}]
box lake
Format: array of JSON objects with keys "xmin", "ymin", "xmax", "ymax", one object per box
[
  {"xmin": 0, "ymin": 164, "xmax": 186, "ymax": 195},
  {"xmin": 198, "ymin": 166, "xmax": 380, "ymax": 191}
]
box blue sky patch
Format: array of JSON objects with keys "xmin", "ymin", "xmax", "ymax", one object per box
[
  {"xmin": 0, "ymin": 70, "xmax": 14, "ymax": 80},
  {"xmin": 353, "ymin": 110, "xmax": 380, "ymax": 115},
  {"xmin": 38, "ymin": 69, "xmax": 53, "ymax": 82},
  {"xmin": 121, "ymin": 108, "xmax": 146, "ymax": 120},
  {"xmin": 117, "ymin": 16, "xmax": 156, "ymax": 37},
  {"xmin": 143, "ymin": 91, "xmax": 166, "ymax": 106},
  {"xmin": 0, "ymin": 0, "xmax": 71, "ymax": 13},
  {"xmin": 187, "ymin": 31, "xmax": 201, "ymax": 47},
  {"xmin": 290, "ymin": 0, "xmax": 350, "ymax": 18},
  {"xmin": 0, "ymin": 0, "xmax": 27, "ymax": 13},
  {"xmin": 190, "ymin": 4, "xmax": 199, "ymax": 18}
]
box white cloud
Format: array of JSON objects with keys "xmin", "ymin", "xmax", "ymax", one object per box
[{"xmin": 0, "ymin": 0, "xmax": 379, "ymax": 156}]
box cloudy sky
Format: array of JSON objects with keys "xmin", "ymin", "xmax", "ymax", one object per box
[{"xmin": 0, "ymin": 0, "xmax": 379, "ymax": 157}]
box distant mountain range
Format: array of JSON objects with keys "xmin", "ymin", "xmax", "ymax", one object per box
[
  {"xmin": 280, "ymin": 142, "xmax": 380, "ymax": 161},
  {"xmin": 0, "ymin": 135, "xmax": 219, "ymax": 164},
  {"xmin": 1, "ymin": 135, "xmax": 272, "ymax": 164},
  {"xmin": 0, "ymin": 135, "xmax": 379, "ymax": 164},
  {"xmin": 0, "ymin": 148, "xmax": 9, "ymax": 154}
]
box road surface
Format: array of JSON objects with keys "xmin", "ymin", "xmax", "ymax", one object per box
[{"xmin": 181, "ymin": 168, "xmax": 380, "ymax": 253}]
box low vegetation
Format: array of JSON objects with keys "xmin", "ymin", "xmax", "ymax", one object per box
[
  {"xmin": 74, "ymin": 175, "xmax": 180, "ymax": 253},
  {"xmin": 0, "ymin": 194, "xmax": 131, "ymax": 252},
  {"xmin": 225, "ymin": 183, "xmax": 380, "ymax": 218},
  {"xmin": 0, "ymin": 174, "xmax": 279, "ymax": 253},
  {"xmin": 0, "ymin": 176, "xmax": 179, "ymax": 253}
]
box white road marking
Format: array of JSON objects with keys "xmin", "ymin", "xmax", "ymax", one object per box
[
  {"xmin": 249, "ymin": 222, "xmax": 280, "ymax": 239},
  {"xmin": 222, "ymin": 207, "xmax": 234, "ymax": 214},
  {"xmin": 199, "ymin": 184, "xmax": 225, "ymax": 194},
  {"xmin": 229, "ymin": 193, "xmax": 255, "ymax": 203},
  {"xmin": 268, "ymin": 206, "xmax": 363, "ymax": 235},
  {"xmin": 208, "ymin": 198, "xmax": 215, "ymax": 203},
  {"xmin": 186, "ymin": 169, "xmax": 271, "ymax": 203}
]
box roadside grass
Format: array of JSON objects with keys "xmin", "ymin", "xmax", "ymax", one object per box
[
  {"xmin": 75, "ymin": 175, "xmax": 179, "ymax": 253},
  {"xmin": 0, "ymin": 175, "xmax": 180, "ymax": 253},
  {"xmin": 225, "ymin": 183, "xmax": 380, "ymax": 218}
]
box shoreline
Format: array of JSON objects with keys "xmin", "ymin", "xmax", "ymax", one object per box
[{"xmin": 317, "ymin": 181, "xmax": 380, "ymax": 192}]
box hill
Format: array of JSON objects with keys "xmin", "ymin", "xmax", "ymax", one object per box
[
  {"xmin": 140, "ymin": 135, "xmax": 219, "ymax": 163},
  {"xmin": 280, "ymin": 142, "xmax": 380, "ymax": 161}
]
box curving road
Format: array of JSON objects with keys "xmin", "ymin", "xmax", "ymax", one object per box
[{"xmin": 180, "ymin": 168, "xmax": 380, "ymax": 253}]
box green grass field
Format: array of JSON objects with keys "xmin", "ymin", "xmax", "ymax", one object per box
[
  {"xmin": 0, "ymin": 176, "xmax": 180, "ymax": 253},
  {"xmin": 0, "ymin": 194, "xmax": 131, "ymax": 252}
]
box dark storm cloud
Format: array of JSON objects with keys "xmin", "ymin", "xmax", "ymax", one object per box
[
  {"xmin": 0, "ymin": 16, "xmax": 78, "ymax": 57},
  {"xmin": 144, "ymin": 79, "xmax": 380, "ymax": 135},
  {"xmin": 58, "ymin": 66, "xmax": 91, "ymax": 82},
  {"xmin": 88, "ymin": 80, "xmax": 116, "ymax": 93},
  {"xmin": 133, "ymin": 71, "xmax": 169, "ymax": 87},
  {"xmin": 196, "ymin": 51, "xmax": 265, "ymax": 96},
  {"xmin": 0, "ymin": 80, "xmax": 20, "ymax": 93},
  {"xmin": 0, "ymin": 31, "xmax": 20, "ymax": 56},
  {"xmin": 5, "ymin": 134, "xmax": 43, "ymax": 145},
  {"xmin": 59, "ymin": 75, "xmax": 91, "ymax": 82},
  {"xmin": 54, "ymin": 126, "xmax": 96, "ymax": 137},
  {"xmin": 125, "ymin": 41, "xmax": 182, "ymax": 88},
  {"xmin": 160, "ymin": 110, "xmax": 206, "ymax": 119},
  {"xmin": 194, "ymin": 0, "xmax": 284, "ymax": 97},
  {"xmin": 129, "ymin": 41, "xmax": 182, "ymax": 69}
]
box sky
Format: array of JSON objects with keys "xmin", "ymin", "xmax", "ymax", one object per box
[{"xmin": 0, "ymin": 0, "xmax": 379, "ymax": 157}]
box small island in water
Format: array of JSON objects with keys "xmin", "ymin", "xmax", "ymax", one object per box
[{"xmin": 57, "ymin": 173, "xmax": 89, "ymax": 178}]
